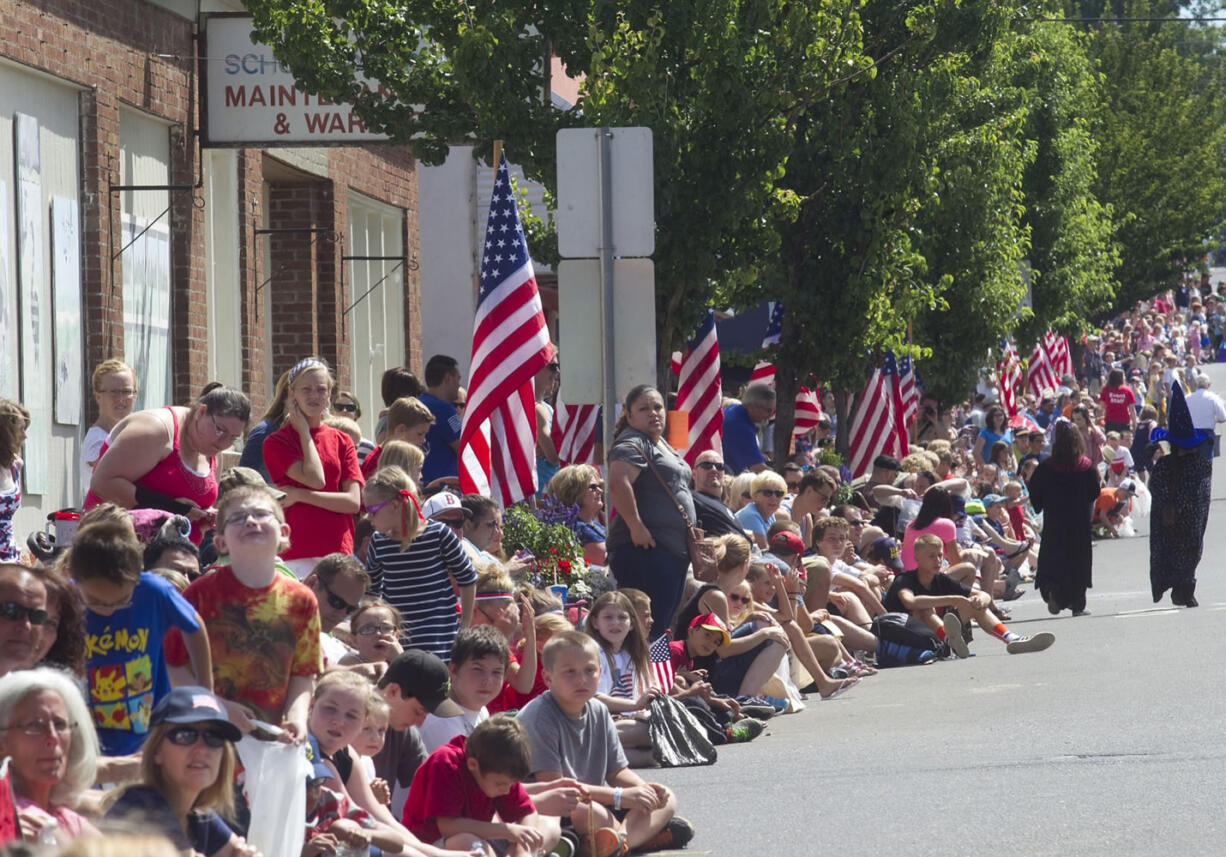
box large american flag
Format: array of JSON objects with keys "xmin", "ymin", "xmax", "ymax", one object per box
[
  {"xmin": 648, "ymin": 633, "xmax": 675, "ymax": 693},
  {"xmin": 458, "ymin": 155, "xmax": 552, "ymax": 504},
  {"xmin": 749, "ymin": 301, "xmax": 786, "ymax": 386},
  {"xmin": 848, "ymin": 353, "xmax": 908, "ymax": 478},
  {"xmin": 1026, "ymin": 340, "xmax": 1059, "ymax": 399},
  {"xmin": 551, "ymin": 400, "xmax": 599, "ymax": 466},
  {"xmin": 676, "ymin": 309, "xmax": 723, "ymax": 466},
  {"xmin": 898, "ymin": 352, "xmax": 919, "ymax": 426},
  {"xmin": 1043, "ymin": 330, "xmax": 1074, "ymax": 378},
  {"xmin": 997, "ymin": 339, "xmax": 1023, "ymax": 416}
]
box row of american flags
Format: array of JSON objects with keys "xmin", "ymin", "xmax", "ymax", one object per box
[{"xmin": 455, "ymin": 153, "xmax": 1077, "ymax": 507}]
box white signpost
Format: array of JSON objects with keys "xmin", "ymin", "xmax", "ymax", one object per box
[{"xmin": 556, "ymin": 127, "xmax": 655, "ymax": 466}]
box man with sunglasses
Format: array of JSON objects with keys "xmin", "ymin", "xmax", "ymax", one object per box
[
  {"xmin": 0, "ymin": 565, "xmax": 49, "ymax": 677},
  {"xmin": 302, "ymin": 554, "xmax": 371, "ymax": 670},
  {"xmin": 690, "ymin": 451, "xmax": 742, "ymax": 538}
]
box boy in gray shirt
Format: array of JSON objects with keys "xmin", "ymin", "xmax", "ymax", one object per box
[{"xmin": 517, "ymin": 632, "xmax": 693, "ymax": 856}]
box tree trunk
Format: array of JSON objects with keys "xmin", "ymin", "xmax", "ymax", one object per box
[{"xmin": 772, "ymin": 362, "xmax": 799, "ymax": 468}]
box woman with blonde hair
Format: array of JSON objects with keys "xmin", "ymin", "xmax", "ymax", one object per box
[
  {"xmin": 735, "ymin": 471, "xmax": 788, "ymax": 548},
  {"xmin": 83, "ymin": 359, "xmax": 137, "ymax": 497},
  {"xmin": 263, "ymin": 357, "xmax": 363, "ymax": 577},
  {"xmin": 106, "ymin": 686, "xmax": 254, "ymax": 857},
  {"xmin": 546, "ymin": 464, "xmax": 606, "ymax": 565},
  {"xmin": 373, "ymin": 440, "xmax": 424, "ymax": 489}
]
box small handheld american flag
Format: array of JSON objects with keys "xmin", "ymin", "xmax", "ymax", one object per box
[{"xmin": 649, "ymin": 633, "xmax": 675, "ymax": 693}]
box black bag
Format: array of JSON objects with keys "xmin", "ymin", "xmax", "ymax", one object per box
[
  {"xmin": 872, "ymin": 612, "xmax": 945, "ymax": 667},
  {"xmin": 648, "ymin": 695, "xmax": 718, "ymax": 767},
  {"xmin": 677, "ymin": 696, "xmax": 729, "ymax": 746}
]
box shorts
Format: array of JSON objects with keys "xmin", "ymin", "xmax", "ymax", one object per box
[{"xmin": 710, "ymin": 622, "xmax": 771, "ymax": 696}]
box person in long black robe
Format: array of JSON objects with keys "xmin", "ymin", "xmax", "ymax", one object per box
[
  {"xmin": 1147, "ymin": 381, "xmax": 1214, "ymax": 607},
  {"xmin": 1028, "ymin": 453, "xmax": 1100, "ymax": 615},
  {"xmin": 1148, "ymin": 445, "xmax": 1212, "ymax": 606}
]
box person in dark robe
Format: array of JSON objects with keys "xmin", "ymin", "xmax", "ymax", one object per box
[
  {"xmin": 1027, "ymin": 418, "xmax": 1100, "ymax": 616},
  {"xmin": 1148, "ymin": 382, "xmax": 1213, "ymax": 607}
]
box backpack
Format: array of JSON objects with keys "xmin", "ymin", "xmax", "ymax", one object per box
[{"xmin": 871, "ymin": 612, "xmax": 945, "ymax": 667}]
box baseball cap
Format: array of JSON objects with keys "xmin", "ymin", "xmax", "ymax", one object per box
[
  {"xmin": 865, "ymin": 536, "xmax": 904, "ymax": 571},
  {"xmin": 218, "ymin": 466, "xmax": 287, "ymax": 501},
  {"xmin": 688, "ymin": 613, "xmax": 731, "ymax": 647},
  {"xmin": 305, "ymin": 734, "xmax": 335, "ymax": 782},
  {"xmin": 378, "ymin": 649, "xmax": 465, "ymax": 717},
  {"xmin": 1119, "ymin": 479, "xmax": 1136, "ymax": 493},
  {"xmin": 983, "ymin": 493, "xmax": 1006, "ymax": 506},
  {"xmin": 769, "ymin": 530, "xmax": 805, "ymax": 557},
  {"xmin": 149, "ymin": 686, "xmax": 242, "ymax": 742},
  {"xmin": 420, "ymin": 492, "xmax": 469, "ymax": 521}
]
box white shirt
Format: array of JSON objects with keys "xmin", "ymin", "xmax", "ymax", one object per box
[{"xmin": 1184, "ymin": 388, "xmax": 1226, "ymax": 430}]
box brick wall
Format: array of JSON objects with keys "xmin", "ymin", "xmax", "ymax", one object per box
[{"xmin": 2, "ymin": 0, "xmax": 421, "ymax": 422}]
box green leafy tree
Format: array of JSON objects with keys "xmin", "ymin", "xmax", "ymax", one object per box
[
  {"xmin": 243, "ymin": 0, "xmax": 869, "ymax": 386},
  {"xmin": 764, "ymin": 0, "xmax": 1026, "ymax": 454},
  {"xmin": 1078, "ymin": 0, "xmax": 1226, "ymax": 308}
]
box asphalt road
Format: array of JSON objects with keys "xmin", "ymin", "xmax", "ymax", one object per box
[{"xmin": 650, "ymin": 362, "xmax": 1226, "ymax": 857}]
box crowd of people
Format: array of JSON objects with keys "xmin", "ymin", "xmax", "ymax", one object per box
[{"xmin": 0, "ymin": 282, "xmax": 1217, "ymax": 857}]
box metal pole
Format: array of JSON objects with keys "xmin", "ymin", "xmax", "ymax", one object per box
[{"xmin": 598, "ymin": 128, "xmax": 617, "ymax": 499}]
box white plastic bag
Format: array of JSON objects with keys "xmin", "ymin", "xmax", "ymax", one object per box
[{"xmin": 235, "ymin": 737, "xmax": 311, "ymax": 857}]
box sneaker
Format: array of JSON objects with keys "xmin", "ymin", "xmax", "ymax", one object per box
[
  {"xmin": 639, "ymin": 817, "xmax": 695, "ymax": 853},
  {"xmin": 943, "ymin": 613, "xmax": 970, "ymax": 658},
  {"xmin": 764, "ymin": 695, "xmax": 789, "ymax": 713},
  {"xmin": 552, "ymin": 829, "xmax": 579, "ymax": 857},
  {"xmin": 737, "ymin": 703, "xmax": 775, "ymax": 720},
  {"xmin": 586, "ymin": 827, "xmax": 627, "ymax": 857},
  {"xmin": 1006, "ymin": 631, "xmax": 1055, "ymax": 654},
  {"xmin": 726, "ymin": 717, "xmax": 766, "ymax": 743}
]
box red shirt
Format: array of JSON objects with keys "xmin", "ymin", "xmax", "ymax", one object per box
[
  {"xmin": 487, "ymin": 647, "xmax": 547, "ymax": 714},
  {"xmin": 402, "ymin": 735, "xmax": 535, "ymax": 844},
  {"xmin": 668, "ymin": 639, "xmax": 693, "ymax": 671},
  {"xmin": 165, "ymin": 565, "xmax": 322, "ymax": 722},
  {"xmin": 1099, "ymin": 385, "xmax": 1136, "ymax": 425},
  {"xmin": 263, "ymin": 423, "xmax": 364, "ymax": 560},
  {"xmin": 360, "ymin": 444, "xmax": 383, "ymax": 480}
]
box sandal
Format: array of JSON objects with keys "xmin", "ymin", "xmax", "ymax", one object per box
[
  {"xmin": 1002, "ymin": 586, "xmax": 1027, "ymax": 602},
  {"xmin": 847, "ymin": 659, "xmax": 878, "ymax": 676},
  {"xmin": 1006, "ymin": 538, "xmax": 1033, "ymax": 559},
  {"xmin": 820, "ymin": 677, "xmax": 859, "ymax": 700}
]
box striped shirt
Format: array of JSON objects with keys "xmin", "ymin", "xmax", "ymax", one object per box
[{"xmin": 365, "ymin": 519, "xmax": 477, "ymax": 661}]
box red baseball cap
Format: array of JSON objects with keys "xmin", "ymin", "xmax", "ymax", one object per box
[{"xmin": 688, "ymin": 612, "xmax": 731, "ymax": 647}]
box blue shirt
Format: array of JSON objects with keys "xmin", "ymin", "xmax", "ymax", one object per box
[
  {"xmin": 722, "ymin": 403, "xmax": 764, "ymax": 475},
  {"xmin": 85, "ymin": 572, "xmax": 201, "ymax": 755},
  {"xmin": 977, "ymin": 427, "xmax": 1014, "ymax": 464},
  {"xmin": 734, "ymin": 502, "xmax": 774, "ymax": 537},
  {"xmin": 420, "ymin": 392, "xmax": 462, "ymax": 483}
]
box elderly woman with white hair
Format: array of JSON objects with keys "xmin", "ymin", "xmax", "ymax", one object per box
[
  {"xmin": 734, "ymin": 470, "xmax": 788, "ymax": 549},
  {"xmin": 0, "ymin": 666, "xmax": 99, "ymax": 842}
]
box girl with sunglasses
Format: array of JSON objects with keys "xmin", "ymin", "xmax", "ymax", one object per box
[
  {"xmin": 363, "ymin": 466, "xmax": 476, "ymax": 662},
  {"xmin": 107, "ymin": 686, "xmax": 256, "ymax": 857}
]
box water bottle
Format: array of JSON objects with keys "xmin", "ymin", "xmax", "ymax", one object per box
[{"xmin": 38, "ymin": 820, "xmax": 59, "ymax": 848}]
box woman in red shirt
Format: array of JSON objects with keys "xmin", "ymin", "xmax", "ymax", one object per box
[
  {"xmin": 1099, "ymin": 368, "xmax": 1137, "ymax": 435},
  {"xmin": 263, "ymin": 357, "xmax": 364, "ymax": 578}
]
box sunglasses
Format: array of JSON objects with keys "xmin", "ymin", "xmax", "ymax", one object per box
[
  {"xmin": 759, "ymin": 489, "xmax": 785, "ymax": 498},
  {"xmin": 332, "ymin": 403, "xmax": 359, "ymax": 414},
  {"xmin": 0, "ymin": 601, "xmax": 49, "ymax": 626},
  {"xmin": 728, "ymin": 593, "xmax": 751, "ymax": 604},
  {"xmin": 696, "ymin": 461, "xmax": 726, "ymax": 471},
  {"xmin": 321, "ymin": 582, "xmax": 359, "ymax": 614},
  {"xmin": 166, "ymin": 726, "xmax": 229, "ymax": 748},
  {"xmin": 357, "ymin": 623, "xmax": 398, "ymax": 636}
]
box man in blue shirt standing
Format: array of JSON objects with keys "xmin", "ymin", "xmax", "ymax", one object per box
[
  {"xmin": 420, "ymin": 354, "xmax": 464, "ymax": 483},
  {"xmin": 721, "ymin": 383, "xmax": 775, "ymax": 475}
]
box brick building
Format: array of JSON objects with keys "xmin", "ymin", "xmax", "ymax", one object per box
[{"xmin": 0, "ymin": 0, "xmax": 421, "ymax": 537}]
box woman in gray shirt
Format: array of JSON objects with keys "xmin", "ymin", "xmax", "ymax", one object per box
[{"xmin": 607, "ymin": 385, "xmax": 696, "ymax": 637}]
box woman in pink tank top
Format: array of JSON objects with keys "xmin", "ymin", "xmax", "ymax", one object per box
[{"xmin": 84, "ymin": 387, "xmax": 251, "ymax": 544}]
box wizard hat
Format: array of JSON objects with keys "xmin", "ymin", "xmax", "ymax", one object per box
[{"xmin": 1150, "ymin": 381, "xmax": 1213, "ymax": 449}]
